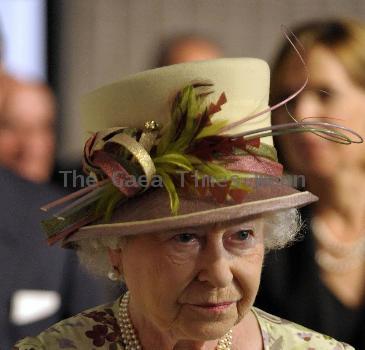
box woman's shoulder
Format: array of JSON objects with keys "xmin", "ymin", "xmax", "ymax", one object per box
[
  {"xmin": 252, "ymin": 307, "xmax": 354, "ymax": 349},
  {"xmin": 13, "ymin": 299, "xmax": 123, "ymax": 350}
]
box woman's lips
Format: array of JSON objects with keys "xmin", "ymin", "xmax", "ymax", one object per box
[{"xmin": 188, "ymin": 302, "xmax": 234, "ymax": 313}]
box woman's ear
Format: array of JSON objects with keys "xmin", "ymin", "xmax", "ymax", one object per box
[{"xmin": 107, "ymin": 247, "xmax": 123, "ymax": 275}]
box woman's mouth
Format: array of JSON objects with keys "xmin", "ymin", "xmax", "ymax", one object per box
[{"xmin": 189, "ymin": 302, "xmax": 234, "ymax": 313}]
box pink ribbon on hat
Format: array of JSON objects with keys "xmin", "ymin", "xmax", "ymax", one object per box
[
  {"xmin": 223, "ymin": 155, "xmax": 283, "ymax": 177},
  {"xmin": 91, "ymin": 150, "xmax": 140, "ymax": 197}
]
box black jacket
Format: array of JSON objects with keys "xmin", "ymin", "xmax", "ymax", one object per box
[
  {"xmin": 0, "ymin": 167, "xmax": 111, "ymax": 349},
  {"xmin": 255, "ymin": 208, "xmax": 365, "ymax": 349}
]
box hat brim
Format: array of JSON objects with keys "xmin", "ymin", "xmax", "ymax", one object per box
[{"xmin": 64, "ymin": 183, "xmax": 317, "ymax": 245}]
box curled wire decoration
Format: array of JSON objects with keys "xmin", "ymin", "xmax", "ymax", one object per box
[
  {"xmin": 232, "ymin": 121, "xmax": 363, "ymax": 144},
  {"xmin": 283, "ymin": 101, "xmax": 362, "ymax": 143},
  {"xmin": 219, "ymin": 25, "xmax": 309, "ymax": 135},
  {"xmin": 218, "ymin": 25, "xmax": 363, "ymax": 145},
  {"xmin": 219, "ymin": 25, "xmax": 363, "ymax": 145}
]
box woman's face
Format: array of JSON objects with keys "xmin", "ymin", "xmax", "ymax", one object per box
[
  {"xmin": 273, "ymin": 45, "xmax": 365, "ymax": 179},
  {"xmin": 118, "ymin": 217, "xmax": 264, "ymax": 341}
]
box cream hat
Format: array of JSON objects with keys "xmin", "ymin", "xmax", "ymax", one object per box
[{"xmin": 43, "ymin": 58, "xmax": 328, "ymax": 246}]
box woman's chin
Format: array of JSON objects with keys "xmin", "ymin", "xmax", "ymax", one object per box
[
  {"xmin": 175, "ymin": 313, "xmax": 236, "ymax": 342},
  {"xmin": 180, "ymin": 322, "xmax": 233, "ymax": 342}
]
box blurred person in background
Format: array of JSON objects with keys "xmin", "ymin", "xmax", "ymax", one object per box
[
  {"xmin": 0, "ymin": 166, "xmax": 111, "ymax": 349},
  {"xmin": 0, "ymin": 79, "xmax": 56, "ymax": 183},
  {"xmin": 255, "ymin": 19, "xmax": 365, "ymax": 349},
  {"xmin": 0, "ymin": 28, "xmax": 113, "ymax": 348},
  {"xmin": 156, "ymin": 33, "xmax": 222, "ymax": 67}
]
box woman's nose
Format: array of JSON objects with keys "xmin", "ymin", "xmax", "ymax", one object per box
[
  {"xmin": 294, "ymin": 92, "xmax": 324, "ymax": 121},
  {"xmin": 197, "ymin": 245, "xmax": 233, "ymax": 288}
]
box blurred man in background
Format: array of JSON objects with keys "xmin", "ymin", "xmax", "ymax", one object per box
[
  {"xmin": 156, "ymin": 33, "xmax": 222, "ymax": 67},
  {"xmin": 0, "ymin": 79, "xmax": 55, "ymax": 183},
  {"xmin": 0, "ymin": 32, "xmax": 112, "ymax": 348}
]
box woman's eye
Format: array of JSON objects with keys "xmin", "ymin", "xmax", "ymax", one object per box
[
  {"xmin": 227, "ymin": 229, "xmax": 254, "ymax": 243},
  {"xmin": 173, "ymin": 233, "xmax": 197, "ymax": 243},
  {"xmin": 224, "ymin": 228, "xmax": 256, "ymax": 251},
  {"xmin": 316, "ymin": 89, "xmax": 332, "ymax": 102},
  {"xmin": 235, "ymin": 229, "xmax": 253, "ymax": 241}
]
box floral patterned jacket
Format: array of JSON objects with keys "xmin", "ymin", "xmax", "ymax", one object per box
[{"xmin": 13, "ymin": 298, "xmax": 354, "ymax": 350}]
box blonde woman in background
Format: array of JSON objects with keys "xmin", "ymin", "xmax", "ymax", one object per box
[{"xmin": 256, "ymin": 19, "xmax": 365, "ymax": 349}]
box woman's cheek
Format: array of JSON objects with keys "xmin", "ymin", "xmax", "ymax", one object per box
[
  {"xmin": 235, "ymin": 285, "xmax": 258, "ymax": 322},
  {"xmin": 165, "ymin": 241, "xmax": 200, "ymax": 266},
  {"xmin": 248, "ymin": 249, "xmax": 265, "ymax": 264},
  {"xmin": 234, "ymin": 253, "xmax": 264, "ymax": 320}
]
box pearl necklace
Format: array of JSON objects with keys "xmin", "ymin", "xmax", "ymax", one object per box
[
  {"xmin": 118, "ymin": 291, "xmax": 233, "ymax": 350},
  {"xmin": 312, "ymin": 217, "xmax": 365, "ymax": 273}
]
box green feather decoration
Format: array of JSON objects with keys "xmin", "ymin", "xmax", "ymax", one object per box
[
  {"xmin": 196, "ymin": 120, "xmax": 228, "ymax": 139},
  {"xmin": 153, "ymin": 153, "xmax": 194, "ymax": 172},
  {"xmin": 156, "ymin": 167, "xmax": 179, "ymax": 215}
]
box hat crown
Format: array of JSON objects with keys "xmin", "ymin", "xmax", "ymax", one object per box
[{"xmin": 82, "ymin": 58, "xmax": 272, "ymax": 145}]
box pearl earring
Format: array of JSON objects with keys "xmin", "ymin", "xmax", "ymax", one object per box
[{"xmin": 108, "ymin": 268, "xmax": 120, "ymax": 281}]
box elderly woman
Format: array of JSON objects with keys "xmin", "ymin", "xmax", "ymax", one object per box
[
  {"xmin": 255, "ymin": 19, "xmax": 365, "ymax": 349},
  {"xmin": 14, "ymin": 59, "xmax": 357, "ymax": 349}
]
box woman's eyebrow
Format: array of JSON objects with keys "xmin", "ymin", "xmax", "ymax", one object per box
[
  {"xmin": 222, "ymin": 224, "xmax": 256, "ymax": 232},
  {"xmin": 156, "ymin": 228, "xmax": 203, "ymax": 238},
  {"xmin": 162, "ymin": 227, "xmax": 199, "ymax": 234}
]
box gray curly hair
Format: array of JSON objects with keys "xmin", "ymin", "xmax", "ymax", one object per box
[{"xmin": 77, "ymin": 208, "xmax": 301, "ymax": 279}]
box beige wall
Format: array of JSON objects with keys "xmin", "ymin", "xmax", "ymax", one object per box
[{"xmin": 54, "ymin": 0, "xmax": 365, "ymax": 163}]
